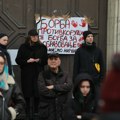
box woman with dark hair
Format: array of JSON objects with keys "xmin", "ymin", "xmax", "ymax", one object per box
[
  {"xmin": 0, "ymin": 52, "xmax": 25, "ymax": 120},
  {"xmin": 64, "ymin": 73, "xmax": 97, "ymax": 120},
  {"xmin": 0, "ymin": 33, "xmax": 13, "ymax": 75},
  {"xmin": 15, "ymin": 29, "xmax": 48, "ymax": 118}
]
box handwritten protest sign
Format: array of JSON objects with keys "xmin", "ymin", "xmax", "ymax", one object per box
[{"xmin": 36, "ymin": 17, "xmax": 88, "ymax": 54}]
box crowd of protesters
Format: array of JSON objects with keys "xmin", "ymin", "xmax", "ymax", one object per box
[{"xmin": 0, "ymin": 29, "xmax": 120, "ymax": 120}]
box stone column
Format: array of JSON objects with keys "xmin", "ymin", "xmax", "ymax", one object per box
[{"xmin": 107, "ymin": 0, "xmax": 120, "ymax": 69}]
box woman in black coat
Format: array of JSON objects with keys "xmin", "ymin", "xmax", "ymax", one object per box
[
  {"xmin": 15, "ymin": 29, "xmax": 48, "ymax": 116},
  {"xmin": 65, "ymin": 73, "xmax": 97, "ymax": 120},
  {"xmin": 0, "ymin": 52, "xmax": 25, "ymax": 120}
]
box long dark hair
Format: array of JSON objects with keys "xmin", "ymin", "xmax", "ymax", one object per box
[
  {"xmin": 0, "ymin": 52, "xmax": 6, "ymax": 62},
  {"xmin": 25, "ymin": 35, "xmax": 41, "ymax": 46}
]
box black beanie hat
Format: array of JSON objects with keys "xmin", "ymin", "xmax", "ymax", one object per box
[
  {"xmin": 28, "ymin": 29, "xmax": 38, "ymax": 36},
  {"xmin": 0, "ymin": 33, "xmax": 8, "ymax": 39},
  {"xmin": 48, "ymin": 52, "xmax": 60, "ymax": 58},
  {"xmin": 83, "ymin": 30, "xmax": 93, "ymax": 40}
]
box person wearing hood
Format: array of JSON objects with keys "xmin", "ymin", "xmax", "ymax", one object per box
[
  {"xmin": 73, "ymin": 30, "xmax": 105, "ymax": 87},
  {"xmin": 0, "ymin": 33, "xmax": 13, "ymax": 76},
  {"xmin": 0, "ymin": 52, "xmax": 26, "ymax": 120},
  {"xmin": 64, "ymin": 73, "xmax": 97, "ymax": 120},
  {"xmin": 38, "ymin": 52, "xmax": 72, "ymax": 120}
]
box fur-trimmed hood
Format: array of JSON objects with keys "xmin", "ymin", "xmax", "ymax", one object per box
[{"xmin": 7, "ymin": 75, "xmax": 15, "ymax": 85}]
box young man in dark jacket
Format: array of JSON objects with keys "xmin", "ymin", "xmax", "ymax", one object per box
[
  {"xmin": 38, "ymin": 52, "xmax": 72, "ymax": 120},
  {"xmin": 64, "ymin": 73, "xmax": 97, "ymax": 120},
  {"xmin": 73, "ymin": 31, "xmax": 105, "ymax": 87}
]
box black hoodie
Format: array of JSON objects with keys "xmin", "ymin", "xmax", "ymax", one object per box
[{"xmin": 64, "ymin": 73, "xmax": 97, "ymax": 120}]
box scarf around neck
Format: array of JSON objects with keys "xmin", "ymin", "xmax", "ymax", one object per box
[{"xmin": 0, "ymin": 65, "xmax": 9, "ymax": 90}]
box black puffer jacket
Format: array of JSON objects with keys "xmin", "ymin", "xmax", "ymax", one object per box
[
  {"xmin": 38, "ymin": 68, "xmax": 72, "ymax": 120},
  {"xmin": 64, "ymin": 73, "xmax": 97, "ymax": 120},
  {"xmin": 0, "ymin": 75, "xmax": 26, "ymax": 120},
  {"xmin": 73, "ymin": 42, "xmax": 105, "ymax": 86}
]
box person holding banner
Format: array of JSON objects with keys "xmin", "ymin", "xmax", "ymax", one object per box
[
  {"xmin": 15, "ymin": 29, "xmax": 48, "ymax": 119},
  {"xmin": 73, "ymin": 30, "xmax": 104, "ymax": 86}
]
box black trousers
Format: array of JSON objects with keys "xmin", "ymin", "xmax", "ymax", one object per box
[{"xmin": 25, "ymin": 97, "xmax": 39, "ymax": 120}]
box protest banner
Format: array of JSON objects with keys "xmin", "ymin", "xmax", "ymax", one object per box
[{"xmin": 36, "ymin": 17, "xmax": 88, "ymax": 54}]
